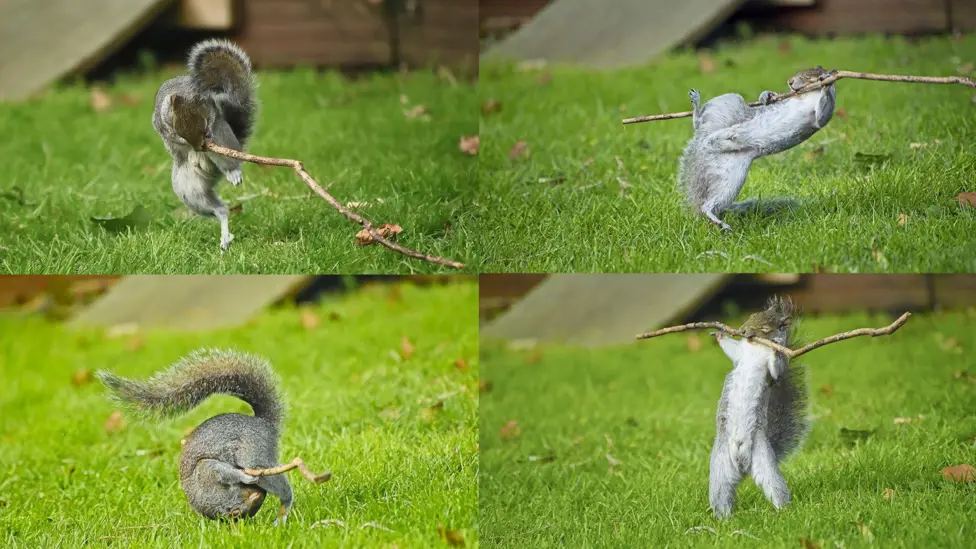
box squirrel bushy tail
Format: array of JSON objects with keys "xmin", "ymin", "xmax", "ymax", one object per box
[
  {"xmin": 97, "ymin": 349, "xmax": 282, "ymax": 427},
  {"xmin": 187, "ymin": 39, "xmax": 256, "ymax": 144}
]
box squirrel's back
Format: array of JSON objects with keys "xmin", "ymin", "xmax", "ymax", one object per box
[
  {"xmin": 187, "ymin": 39, "xmax": 256, "ymax": 144},
  {"xmin": 97, "ymin": 348, "xmax": 283, "ymax": 428}
]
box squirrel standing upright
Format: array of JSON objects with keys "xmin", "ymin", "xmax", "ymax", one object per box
[
  {"xmin": 97, "ymin": 349, "xmax": 294, "ymax": 522},
  {"xmin": 152, "ymin": 39, "xmax": 257, "ymax": 251},
  {"xmin": 678, "ymin": 66, "xmax": 836, "ymax": 231},
  {"xmin": 709, "ymin": 297, "xmax": 809, "ymax": 518}
]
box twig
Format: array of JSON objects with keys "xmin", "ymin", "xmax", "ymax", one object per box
[
  {"xmin": 636, "ymin": 312, "xmax": 911, "ymax": 359},
  {"xmin": 203, "ymin": 140, "xmax": 465, "ymax": 270},
  {"xmin": 244, "ymin": 457, "xmax": 332, "ymax": 484},
  {"xmin": 622, "ymin": 70, "xmax": 976, "ymax": 124}
]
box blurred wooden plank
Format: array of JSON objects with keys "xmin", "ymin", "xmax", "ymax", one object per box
[
  {"xmin": 787, "ymin": 275, "xmax": 931, "ymax": 313},
  {"xmin": 932, "ymin": 275, "xmax": 976, "ymax": 309},
  {"xmin": 71, "ymin": 276, "xmax": 309, "ymax": 332},
  {"xmin": 176, "ymin": 0, "xmax": 233, "ymax": 29},
  {"xmin": 950, "ymin": 0, "xmax": 976, "ymax": 31},
  {"xmin": 0, "ymin": 0, "xmax": 175, "ymax": 101},
  {"xmin": 485, "ymin": 0, "xmax": 746, "ymax": 68},
  {"xmin": 483, "ymin": 274, "xmax": 729, "ymax": 347},
  {"xmin": 752, "ymin": 0, "xmax": 948, "ymax": 34}
]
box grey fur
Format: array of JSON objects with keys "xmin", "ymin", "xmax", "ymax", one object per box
[
  {"xmin": 678, "ymin": 69, "xmax": 836, "ymax": 231},
  {"xmin": 709, "ymin": 297, "xmax": 809, "ymax": 518},
  {"xmin": 152, "ymin": 39, "xmax": 256, "ymax": 251},
  {"xmin": 96, "ymin": 349, "xmax": 293, "ymax": 522}
]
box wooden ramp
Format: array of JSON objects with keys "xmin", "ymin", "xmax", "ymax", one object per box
[
  {"xmin": 70, "ymin": 276, "xmax": 308, "ymax": 332},
  {"xmin": 483, "ymin": 274, "xmax": 729, "ymax": 347},
  {"xmin": 0, "ymin": 0, "xmax": 174, "ymax": 100},
  {"xmin": 484, "ymin": 0, "xmax": 746, "ymax": 68}
]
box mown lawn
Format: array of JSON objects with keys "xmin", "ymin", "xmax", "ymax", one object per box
[
  {"xmin": 0, "ymin": 68, "xmax": 477, "ymax": 274},
  {"xmin": 480, "ymin": 310, "xmax": 976, "ymax": 547},
  {"xmin": 0, "ymin": 280, "xmax": 478, "ymax": 547},
  {"xmin": 477, "ymin": 34, "xmax": 976, "ymax": 272}
]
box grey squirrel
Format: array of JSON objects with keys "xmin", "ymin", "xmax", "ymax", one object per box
[
  {"xmin": 97, "ymin": 349, "xmax": 294, "ymax": 522},
  {"xmin": 152, "ymin": 39, "xmax": 257, "ymax": 251},
  {"xmin": 678, "ymin": 66, "xmax": 836, "ymax": 231},
  {"xmin": 709, "ymin": 297, "xmax": 809, "ymax": 518}
]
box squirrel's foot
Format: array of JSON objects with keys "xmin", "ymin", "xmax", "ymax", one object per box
[
  {"xmin": 220, "ymin": 232, "xmax": 235, "ymax": 251},
  {"xmin": 689, "ymin": 88, "xmax": 701, "ymax": 105}
]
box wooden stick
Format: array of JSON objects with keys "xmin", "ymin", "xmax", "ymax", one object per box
[
  {"xmin": 622, "ymin": 70, "xmax": 976, "ymax": 125},
  {"xmin": 202, "ymin": 141, "xmax": 465, "ymax": 270},
  {"xmin": 636, "ymin": 312, "xmax": 911, "ymax": 359},
  {"xmin": 244, "ymin": 457, "xmax": 332, "ymax": 484}
]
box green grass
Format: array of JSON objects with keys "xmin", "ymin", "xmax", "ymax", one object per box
[
  {"xmin": 0, "ymin": 280, "xmax": 478, "ymax": 547},
  {"xmin": 480, "ymin": 310, "xmax": 976, "ymax": 547},
  {"xmin": 0, "ymin": 68, "xmax": 477, "ymax": 274},
  {"xmin": 477, "ymin": 34, "xmax": 976, "ymax": 272}
]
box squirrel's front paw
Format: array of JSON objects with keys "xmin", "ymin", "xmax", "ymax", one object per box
[
  {"xmin": 689, "ymin": 88, "xmax": 701, "ymax": 103},
  {"xmin": 226, "ymin": 169, "xmax": 243, "ymax": 186},
  {"xmin": 758, "ymin": 90, "xmax": 776, "ymax": 105}
]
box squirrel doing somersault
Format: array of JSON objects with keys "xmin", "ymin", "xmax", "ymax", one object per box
[
  {"xmin": 98, "ymin": 349, "xmax": 295, "ymax": 522},
  {"xmin": 152, "ymin": 39, "xmax": 257, "ymax": 251},
  {"xmin": 679, "ymin": 67, "xmax": 837, "ymax": 231}
]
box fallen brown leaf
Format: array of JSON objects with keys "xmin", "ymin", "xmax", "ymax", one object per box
[
  {"xmin": 104, "ymin": 410, "xmax": 126, "ymax": 434},
  {"xmin": 834, "ymin": 107, "xmax": 847, "ymax": 119},
  {"xmin": 956, "ymin": 192, "xmax": 976, "ymax": 208},
  {"xmin": 897, "ymin": 213, "xmax": 909, "ymax": 226},
  {"xmin": 355, "ymin": 223, "xmax": 402, "ymax": 246},
  {"xmin": 698, "ymin": 53, "xmax": 716, "ymax": 74},
  {"xmin": 71, "ymin": 368, "xmax": 93, "ymax": 386},
  {"xmin": 458, "ymin": 135, "xmax": 479, "ymax": 156},
  {"xmin": 777, "ymin": 40, "xmax": 792, "ymax": 54},
  {"xmin": 800, "ymin": 537, "xmax": 821, "ymax": 549},
  {"xmin": 481, "ymin": 99, "xmax": 502, "ymax": 116},
  {"xmin": 819, "ymin": 384, "xmax": 834, "ymax": 397},
  {"xmin": 941, "ymin": 463, "xmax": 976, "ymax": 482},
  {"xmin": 454, "ymin": 358, "xmax": 469, "ymax": 372},
  {"xmin": 686, "ymin": 333, "xmax": 702, "ymax": 352},
  {"xmin": 438, "ymin": 525, "xmax": 465, "ymax": 546},
  {"xmin": 90, "ymin": 87, "xmax": 112, "ymax": 112},
  {"xmin": 399, "ymin": 336, "xmax": 415, "ymax": 360},
  {"xmin": 300, "ymin": 308, "xmax": 321, "ymax": 330},
  {"xmin": 804, "ymin": 145, "xmax": 825, "ymax": 161},
  {"xmin": 500, "ymin": 420, "xmax": 521, "ymax": 441},
  {"xmin": 403, "ymin": 104, "xmax": 429, "ymax": 119},
  {"xmin": 882, "ymin": 487, "xmax": 895, "ymax": 501},
  {"xmin": 479, "ymin": 380, "xmax": 493, "ymax": 393},
  {"xmin": 509, "ymin": 140, "xmax": 529, "ymax": 160}
]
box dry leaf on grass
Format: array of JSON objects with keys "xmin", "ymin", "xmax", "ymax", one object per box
[
  {"xmin": 300, "ymin": 308, "xmax": 320, "ymax": 330},
  {"xmin": 90, "ymin": 87, "xmax": 112, "ymax": 112},
  {"xmin": 403, "ymin": 104, "xmax": 429, "ymax": 120},
  {"xmin": 956, "ymin": 192, "xmax": 976, "ymax": 208},
  {"xmin": 509, "ymin": 140, "xmax": 529, "ymax": 160},
  {"xmin": 454, "ymin": 358, "xmax": 468, "ymax": 372},
  {"xmin": 897, "ymin": 213, "xmax": 909, "ymax": 226},
  {"xmin": 606, "ymin": 453, "xmax": 623, "ymax": 468},
  {"xmin": 399, "ymin": 336, "xmax": 415, "ymax": 360},
  {"xmin": 104, "ymin": 410, "xmax": 126, "ymax": 434},
  {"xmin": 853, "ymin": 521, "xmax": 874, "ymax": 542},
  {"xmin": 800, "ymin": 538, "xmax": 821, "ymax": 549},
  {"xmin": 834, "ymin": 107, "xmax": 847, "ymax": 119},
  {"xmin": 481, "ymin": 99, "xmax": 502, "ymax": 115},
  {"xmin": 438, "ymin": 526, "xmax": 465, "ymax": 546},
  {"xmin": 500, "ymin": 420, "xmax": 521, "ymax": 441},
  {"xmin": 698, "ymin": 53, "xmax": 716, "ymax": 74},
  {"xmin": 458, "ymin": 135, "xmax": 480, "ymax": 156},
  {"xmin": 71, "ymin": 368, "xmax": 93, "ymax": 386},
  {"xmin": 819, "ymin": 384, "xmax": 834, "ymax": 397},
  {"xmin": 311, "ymin": 519, "xmax": 346, "ymax": 529},
  {"xmin": 479, "ymin": 380, "xmax": 493, "ymax": 393},
  {"xmin": 686, "ymin": 333, "xmax": 702, "ymax": 352},
  {"xmin": 941, "ymin": 463, "xmax": 976, "ymax": 482},
  {"xmin": 882, "ymin": 487, "xmax": 895, "ymax": 500},
  {"xmin": 355, "ymin": 223, "xmax": 402, "ymax": 245}
]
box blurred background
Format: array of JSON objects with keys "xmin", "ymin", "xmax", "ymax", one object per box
[
  {"xmin": 481, "ymin": 274, "xmax": 976, "ymax": 346},
  {"xmin": 0, "ymin": 0, "xmax": 477, "ymax": 101},
  {"xmin": 0, "ymin": 274, "xmax": 469, "ymax": 330},
  {"xmin": 481, "ymin": 0, "xmax": 976, "ymax": 67}
]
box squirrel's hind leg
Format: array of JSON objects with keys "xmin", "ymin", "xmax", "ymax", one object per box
[
  {"xmin": 255, "ymin": 475, "xmax": 293, "ymax": 525},
  {"xmin": 709, "ymin": 437, "xmax": 742, "ymax": 518},
  {"xmin": 750, "ymin": 430, "xmax": 791, "ymax": 509},
  {"xmin": 701, "ymin": 204, "xmax": 732, "ymax": 232},
  {"xmin": 215, "ymin": 204, "xmax": 234, "ymax": 251}
]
